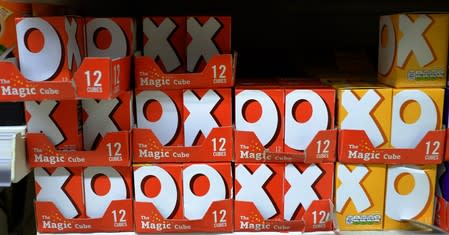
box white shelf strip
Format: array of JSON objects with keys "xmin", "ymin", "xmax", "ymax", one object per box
[
  {"xmin": 36, "ymin": 230, "xmax": 449, "ymax": 235},
  {"xmin": 0, "ymin": 125, "xmax": 28, "ymax": 187}
]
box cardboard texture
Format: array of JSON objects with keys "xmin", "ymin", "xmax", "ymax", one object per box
[
  {"xmin": 133, "ymin": 163, "xmax": 233, "ymax": 233},
  {"xmin": 335, "ymin": 163, "xmax": 386, "ymax": 231},
  {"xmin": 234, "ymin": 163, "xmax": 334, "ymax": 232},
  {"xmin": 378, "ymin": 13, "xmax": 449, "ymax": 88},
  {"xmin": 0, "ymin": 55, "xmax": 130, "ymax": 101},
  {"xmin": 82, "ymin": 90, "xmax": 133, "ymax": 150},
  {"xmin": 134, "ymin": 88, "xmax": 233, "ymax": 162},
  {"xmin": 132, "ymin": 127, "xmax": 233, "ymax": 163},
  {"xmin": 283, "ymin": 88, "xmax": 335, "ymax": 153},
  {"xmin": 135, "ymin": 89, "xmax": 184, "ymax": 146},
  {"xmin": 338, "ymin": 85, "xmax": 445, "ymax": 164},
  {"xmin": 27, "ymin": 131, "xmax": 130, "ymax": 167},
  {"xmin": 136, "ymin": 16, "xmax": 232, "ymax": 89},
  {"xmin": 143, "ymin": 16, "xmax": 186, "ymax": 73},
  {"xmin": 234, "ymin": 84, "xmax": 337, "ymax": 163},
  {"xmin": 235, "ymin": 88, "xmax": 285, "ymax": 153},
  {"xmin": 234, "ymin": 129, "xmax": 337, "ymax": 163},
  {"xmin": 336, "ymin": 84, "xmax": 392, "ymax": 148},
  {"xmin": 186, "ymin": 16, "xmax": 231, "ymax": 73},
  {"xmin": 34, "ymin": 166, "xmax": 133, "ymax": 233},
  {"xmin": 390, "ymin": 88, "xmax": 444, "ymax": 149},
  {"xmin": 34, "ymin": 167, "xmax": 85, "ymax": 219},
  {"xmin": 134, "ymin": 54, "xmax": 234, "ymax": 89},
  {"xmin": 25, "ymin": 100, "xmax": 83, "ymax": 151},
  {"xmin": 183, "ymin": 88, "xmax": 232, "ymax": 146},
  {"xmin": 15, "ymin": 16, "xmax": 85, "ymax": 82},
  {"xmin": 383, "ymin": 164, "xmax": 436, "ymax": 230}
]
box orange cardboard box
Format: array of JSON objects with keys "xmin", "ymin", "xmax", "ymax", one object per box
[
  {"xmin": 283, "ymin": 88, "xmax": 335, "ymax": 153},
  {"xmin": 82, "ymin": 90, "xmax": 134, "ymax": 150},
  {"xmin": 335, "ymin": 163, "xmax": 386, "ymax": 230},
  {"xmin": 34, "ymin": 166, "xmax": 134, "ymax": 233},
  {"xmin": 183, "ymin": 88, "xmax": 232, "ymax": 146},
  {"xmin": 235, "ymin": 88, "xmax": 284, "ymax": 152},
  {"xmin": 15, "ymin": 16, "xmax": 85, "ymax": 82},
  {"xmin": 34, "ymin": 167, "xmax": 85, "ymax": 219},
  {"xmin": 234, "ymin": 163, "xmax": 284, "ymax": 225},
  {"xmin": 134, "ymin": 163, "xmax": 233, "ymax": 233},
  {"xmin": 134, "ymin": 164, "xmax": 184, "ymax": 220},
  {"xmin": 143, "ymin": 16, "xmax": 186, "ymax": 73},
  {"xmin": 186, "ymin": 16, "xmax": 231, "ymax": 72},
  {"xmin": 384, "ymin": 164, "xmax": 436, "ymax": 230},
  {"xmin": 390, "ymin": 88, "xmax": 444, "ymax": 149},
  {"xmin": 85, "ymin": 17, "xmax": 135, "ymax": 58},
  {"xmin": 136, "ymin": 89, "xmax": 184, "ymax": 146},
  {"xmin": 335, "ymin": 82, "xmax": 392, "ymax": 148},
  {"xmin": 0, "ymin": 2, "xmax": 31, "ymax": 57},
  {"xmin": 235, "ymin": 163, "xmax": 333, "ymax": 232},
  {"xmin": 284, "ymin": 163, "xmax": 334, "ymax": 231},
  {"xmin": 182, "ymin": 163, "xmax": 232, "ymax": 221},
  {"xmin": 25, "ymin": 100, "xmax": 83, "ymax": 150},
  {"xmin": 83, "ymin": 166, "xmax": 133, "ymax": 219},
  {"xmin": 378, "ymin": 13, "xmax": 449, "ymax": 87}
]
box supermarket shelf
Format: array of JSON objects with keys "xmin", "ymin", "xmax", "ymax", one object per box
[
  {"xmin": 37, "ymin": 231, "xmax": 449, "ymax": 235},
  {"xmin": 0, "ymin": 125, "xmax": 29, "ymax": 187}
]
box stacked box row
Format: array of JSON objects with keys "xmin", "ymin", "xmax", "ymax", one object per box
[{"xmin": 2, "ymin": 9, "xmax": 449, "ymax": 233}]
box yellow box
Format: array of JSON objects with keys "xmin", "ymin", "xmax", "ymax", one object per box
[
  {"xmin": 378, "ymin": 14, "xmax": 449, "ymax": 87},
  {"xmin": 335, "ymin": 163, "xmax": 387, "ymax": 230},
  {"xmin": 335, "ymin": 83, "xmax": 392, "ymax": 148},
  {"xmin": 383, "ymin": 164, "xmax": 436, "ymax": 230},
  {"xmin": 391, "ymin": 88, "xmax": 444, "ymax": 148}
]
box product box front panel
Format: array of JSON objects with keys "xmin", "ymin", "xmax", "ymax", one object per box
[
  {"xmin": 83, "ymin": 166, "xmax": 133, "ymax": 219},
  {"xmin": 235, "ymin": 163, "xmax": 284, "ymax": 222},
  {"xmin": 186, "ymin": 16, "xmax": 231, "ymax": 73},
  {"xmin": 335, "ymin": 163, "xmax": 386, "ymax": 230},
  {"xmin": 234, "ymin": 163, "xmax": 334, "ymax": 232},
  {"xmin": 34, "ymin": 166, "xmax": 134, "ymax": 232},
  {"xmin": 134, "ymin": 163, "xmax": 233, "ymax": 233},
  {"xmin": 25, "ymin": 100, "xmax": 83, "ymax": 150},
  {"xmin": 378, "ymin": 14, "xmax": 449, "ymax": 87},
  {"xmin": 284, "ymin": 88, "xmax": 335, "ymax": 153},
  {"xmin": 337, "ymin": 87, "xmax": 392, "ymax": 148},
  {"xmin": 383, "ymin": 164, "xmax": 436, "ymax": 230},
  {"xmin": 136, "ymin": 89, "xmax": 184, "ymax": 146},
  {"xmin": 143, "ymin": 16, "xmax": 186, "ymax": 73},
  {"xmin": 283, "ymin": 163, "xmax": 334, "ymax": 224},
  {"xmin": 235, "ymin": 88, "xmax": 284, "ymax": 153},
  {"xmin": 85, "ymin": 17, "xmax": 135, "ymax": 58},
  {"xmin": 16, "ymin": 16, "xmax": 85, "ymax": 82},
  {"xmin": 183, "ymin": 88, "xmax": 232, "ymax": 146},
  {"xmin": 391, "ymin": 88, "xmax": 444, "ymax": 149},
  {"xmin": 34, "ymin": 167, "xmax": 85, "ymax": 219},
  {"xmin": 82, "ymin": 90, "xmax": 133, "ymax": 150}
]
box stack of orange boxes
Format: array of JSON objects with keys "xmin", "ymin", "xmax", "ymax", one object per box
[
  {"xmin": 132, "ymin": 16, "xmax": 235, "ymax": 233},
  {"xmin": 233, "ymin": 78, "xmax": 337, "ymax": 232},
  {"xmin": 11, "ymin": 14, "xmax": 136, "ymax": 233}
]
